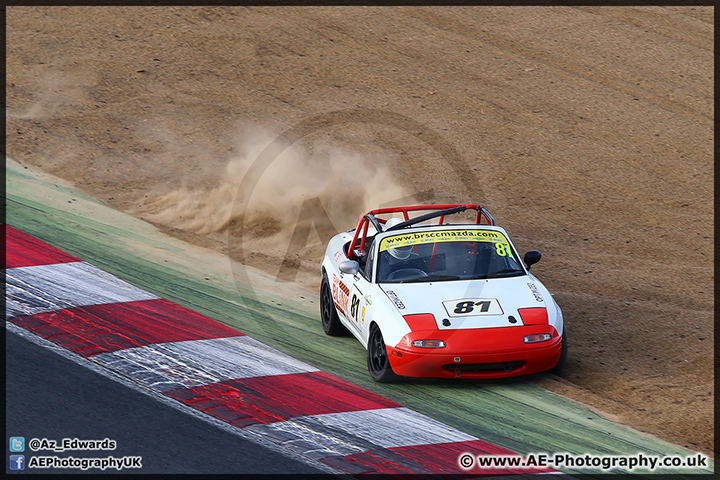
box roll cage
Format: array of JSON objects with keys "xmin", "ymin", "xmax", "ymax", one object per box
[{"xmin": 347, "ymin": 204, "xmax": 495, "ymax": 261}]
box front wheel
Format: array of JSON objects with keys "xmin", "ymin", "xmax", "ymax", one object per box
[
  {"xmin": 367, "ymin": 324, "xmax": 400, "ymax": 383},
  {"xmin": 320, "ymin": 274, "xmax": 347, "ymax": 336}
]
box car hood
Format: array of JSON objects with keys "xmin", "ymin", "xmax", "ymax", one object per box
[{"xmin": 379, "ymin": 276, "xmax": 547, "ymax": 329}]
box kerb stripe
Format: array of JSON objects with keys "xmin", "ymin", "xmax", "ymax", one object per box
[
  {"xmin": 165, "ymin": 371, "xmax": 401, "ymax": 427},
  {"xmin": 10, "ymin": 299, "xmax": 244, "ymax": 357},
  {"xmin": 5, "ymin": 225, "xmax": 81, "ymax": 268},
  {"xmin": 91, "ymin": 337, "xmax": 319, "ymax": 391},
  {"xmin": 257, "ymin": 407, "xmax": 476, "ymax": 450},
  {"xmin": 6, "ymin": 262, "xmax": 157, "ymax": 318}
]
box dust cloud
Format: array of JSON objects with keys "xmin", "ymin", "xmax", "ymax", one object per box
[{"xmin": 138, "ymin": 125, "xmax": 409, "ymax": 242}]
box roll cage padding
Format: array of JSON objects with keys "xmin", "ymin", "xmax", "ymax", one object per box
[{"xmin": 347, "ymin": 204, "xmax": 495, "ymax": 260}]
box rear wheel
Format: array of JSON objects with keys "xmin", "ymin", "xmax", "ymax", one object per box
[
  {"xmin": 320, "ymin": 273, "xmax": 347, "ymax": 336},
  {"xmin": 549, "ymin": 328, "xmax": 567, "ymax": 374},
  {"xmin": 367, "ymin": 324, "xmax": 400, "ymax": 383}
]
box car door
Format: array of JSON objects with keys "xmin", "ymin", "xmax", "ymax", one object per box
[
  {"xmin": 355, "ymin": 242, "xmax": 378, "ymax": 344},
  {"xmin": 347, "ymin": 282, "xmax": 365, "ymax": 337},
  {"xmin": 337, "ymin": 242, "xmax": 375, "ymax": 344}
]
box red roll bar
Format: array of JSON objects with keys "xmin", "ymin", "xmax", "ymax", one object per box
[{"xmin": 347, "ymin": 204, "xmax": 494, "ymax": 260}]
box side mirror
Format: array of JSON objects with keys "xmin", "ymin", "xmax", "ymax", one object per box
[
  {"xmin": 523, "ymin": 250, "xmax": 542, "ymax": 270},
  {"xmin": 339, "ymin": 260, "xmax": 360, "ymax": 276}
]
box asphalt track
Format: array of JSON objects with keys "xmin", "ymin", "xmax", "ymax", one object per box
[
  {"xmin": 5, "ymin": 329, "xmax": 325, "ymax": 475},
  {"xmin": 4, "ymin": 157, "xmax": 713, "ymax": 476}
]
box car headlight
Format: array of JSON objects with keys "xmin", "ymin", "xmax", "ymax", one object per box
[
  {"xmin": 411, "ymin": 339, "xmax": 446, "ymax": 348},
  {"xmin": 523, "ymin": 333, "xmax": 552, "ymax": 344}
]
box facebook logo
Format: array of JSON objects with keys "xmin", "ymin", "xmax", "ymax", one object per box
[
  {"xmin": 9, "ymin": 437, "xmax": 25, "ymax": 452},
  {"xmin": 9, "ymin": 455, "xmax": 25, "ymax": 470}
]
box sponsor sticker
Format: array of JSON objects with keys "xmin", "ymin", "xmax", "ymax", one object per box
[
  {"xmin": 332, "ymin": 274, "xmax": 350, "ymax": 314},
  {"xmin": 380, "ymin": 229, "xmax": 514, "ymax": 258},
  {"xmin": 385, "ymin": 290, "xmax": 406, "ymax": 310},
  {"xmin": 527, "ymin": 282, "xmax": 544, "ymax": 302}
]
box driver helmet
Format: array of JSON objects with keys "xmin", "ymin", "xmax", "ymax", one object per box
[{"xmin": 384, "ymin": 218, "xmax": 413, "ymax": 260}]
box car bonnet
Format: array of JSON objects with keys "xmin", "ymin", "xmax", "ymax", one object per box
[{"xmin": 379, "ymin": 276, "xmax": 548, "ymax": 330}]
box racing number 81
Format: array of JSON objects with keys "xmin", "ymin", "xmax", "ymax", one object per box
[
  {"xmin": 350, "ymin": 294, "xmax": 360, "ymax": 320},
  {"xmin": 454, "ymin": 300, "xmax": 491, "ymax": 314},
  {"xmin": 495, "ymin": 242, "xmax": 513, "ymax": 257}
]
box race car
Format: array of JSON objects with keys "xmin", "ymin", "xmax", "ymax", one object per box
[{"xmin": 320, "ymin": 204, "xmax": 566, "ymax": 382}]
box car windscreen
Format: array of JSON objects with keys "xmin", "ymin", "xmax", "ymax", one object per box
[{"xmin": 376, "ymin": 229, "xmax": 525, "ymax": 283}]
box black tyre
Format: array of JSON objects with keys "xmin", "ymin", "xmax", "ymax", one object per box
[
  {"xmin": 367, "ymin": 324, "xmax": 400, "ymax": 383},
  {"xmin": 549, "ymin": 328, "xmax": 568, "ymax": 375},
  {"xmin": 320, "ymin": 273, "xmax": 347, "ymax": 336}
]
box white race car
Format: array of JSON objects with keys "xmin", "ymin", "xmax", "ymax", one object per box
[{"xmin": 320, "ymin": 204, "xmax": 566, "ymax": 382}]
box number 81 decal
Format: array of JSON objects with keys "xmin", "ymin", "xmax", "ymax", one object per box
[
  {"xmin": 350, "ymin": 293, "xmax": 361, "ymax": 321},
  {"xmin": 495, "ymin": 242, "xmax": 513, "ymax": 258},
  {"xmin": 442, "ymin": 298, "xmax": 503, "ymax": 317},
  {"xmin": 454, "ymin": 300, "xmax": 490, "ymax": 314}
]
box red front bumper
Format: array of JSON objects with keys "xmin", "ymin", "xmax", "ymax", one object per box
[{"xmin": 387, "ymin": 325, "xmax": 562, "ymax": 379}]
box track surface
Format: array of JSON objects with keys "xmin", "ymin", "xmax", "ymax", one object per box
[
  {"xmin": 5, "ymin": 330, "xmax": 325, "ymax": 475},
  {"xmin": 5, "ymin": 157, "xmax": 712, "ymax": 476}
]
